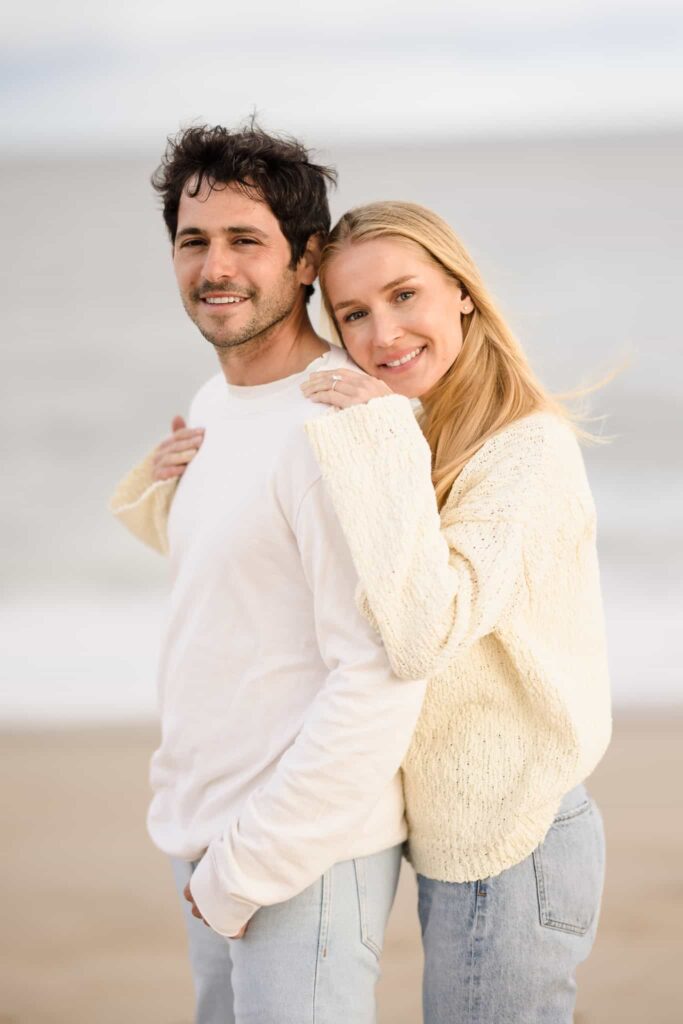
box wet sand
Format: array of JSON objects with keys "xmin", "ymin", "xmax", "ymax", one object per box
[{"xmin": 1, "ymin": 713, "xmax": 681, "ymax": 1023}]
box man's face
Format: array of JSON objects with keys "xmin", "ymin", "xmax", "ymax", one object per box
[{"xmin": 173, "ymin": 180, "xmax": 306, "ymax": 350}]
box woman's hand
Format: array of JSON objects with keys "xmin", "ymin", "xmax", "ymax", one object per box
[
  {"xmin": 152, "ymin": 415, "xmax": 205, "ymax": 482},
  {"xmin": 300, "ymin": 368, "xmax": 393, "ymax": 409}
]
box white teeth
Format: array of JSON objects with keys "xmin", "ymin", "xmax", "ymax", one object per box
[
  {"xmin": 204, "ymin": 296, "xmax": 245, "ymax": 304},
  {"xmin": 384, "ymin": 347, "xmax": 423, "ymax": 368}
]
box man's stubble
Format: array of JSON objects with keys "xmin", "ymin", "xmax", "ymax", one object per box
[{"xmin": 183, "ymin": 272, "xmax": 302, "ymax": 357}]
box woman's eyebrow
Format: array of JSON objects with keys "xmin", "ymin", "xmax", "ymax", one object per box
[{"xmin": 333, "ymin": 275, "xmax": 417, "ymax": 311}]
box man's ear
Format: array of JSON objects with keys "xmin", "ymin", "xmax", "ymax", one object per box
[{"xmin": 297, "ymin": 233, "xmax": 322, "ymax": 286}]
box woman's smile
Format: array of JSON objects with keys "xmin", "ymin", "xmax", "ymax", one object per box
[{"xmin": 376, "ymin": 345, "xmax": 426, "ymax": 371}]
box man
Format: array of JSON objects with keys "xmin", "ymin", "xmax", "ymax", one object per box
[{"xmin": 111, "ymin": 123, "xmax": 425, "ymax": 1024}]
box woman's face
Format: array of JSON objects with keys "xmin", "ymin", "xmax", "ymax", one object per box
[{"xmin": 324, "ymin": 236, "xmax": 473, "ymax": 398}]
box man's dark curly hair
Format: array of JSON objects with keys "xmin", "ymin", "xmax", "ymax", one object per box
[{"xmin": 151, "ymin": 121, "xmax": 337, "ymax": 301}]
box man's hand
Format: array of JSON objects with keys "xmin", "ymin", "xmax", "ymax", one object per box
[
  {"xmin": 183, "ymin": 882, "xmax": 248, "ymax": 938},
  {"xmin": 152, "ymin": 415, "xmax": 205, "ymax": 481}
]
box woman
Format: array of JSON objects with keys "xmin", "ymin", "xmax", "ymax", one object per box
[
  {"xmin": 300, "ymin": 204, "xmax": 611, "ymax": 1023},
  {"xmin": 121, "ymin": 202, "xmax": 611, "ymax": 1023}
]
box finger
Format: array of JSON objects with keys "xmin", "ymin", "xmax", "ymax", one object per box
[
  {"xmin": 164, "ymin": 438, "xmax": 204, "ymax": 456},
  {"xmin": 155, "ymin": 466, "xmax": 186, "ymax": 480},
  {"xmin": 157, "ymin": 429, "xmax": 205, "ymax": 452},
  {"xmin": 302, "ymin": 378, "xmax": 356, "ymax": 398},
  {"xmin": 303, "ymin": 375, "xmax": 351, "ymax": 391},
  {"xmin": 307, "ymin": 368, "xmax": 369, "ymax": 382},
  {"xmin": 170, "ymin": 428, "xmax": 205, "ymax": 443},
  {"xmin": 167, "ymin": 430, "xmax": 205, "ymax": 444},
  {"xmin": 154, "ymin": 450, "xmax": 199, "ymax": 480},
  {"xmin": 153, "ymin": 435, "xmax": 204, "ymax": 467},
  {"xmin": 304, "ymin": 376, "xmax": 394, "ymax": 402},
  {"xmin": 162, "ymin": 448, "xmax": 200, "ymax": 467},
  {"xmin": 302, "ymin": 373, "xmax": 342, "ymax": 391},
  {"xmin": 171, "ymin": 415, "xmax": 187, "ymax": 432},
  {"xmin": 155, "ymin": 448, "xmax": 201, "ymax": 473},
  {"xmin": 308, "ymin": 389, "xmax": 354, "ymax": 409}
]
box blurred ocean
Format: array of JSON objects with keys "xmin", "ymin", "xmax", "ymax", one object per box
[{"xmin": 1, "ymin": 132, "xmax": 681, "ymax": 721}]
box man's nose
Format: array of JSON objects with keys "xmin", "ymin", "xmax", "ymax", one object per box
[{"xmin": 201, "ymin": 241, "xmax": 238, "ymax": 282}]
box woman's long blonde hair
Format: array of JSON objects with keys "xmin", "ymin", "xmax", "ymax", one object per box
[{"xmin": 319, "ymin": 201, "xmax": 597, "ymax": 510}]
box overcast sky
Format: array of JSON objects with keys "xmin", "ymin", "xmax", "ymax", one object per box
[{"xmin": 3, "ymin": 0, "xmax": 683, "ymax": 151}]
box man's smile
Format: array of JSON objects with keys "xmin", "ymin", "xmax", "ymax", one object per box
[{"xmin": 197, "ymin": 292, "xmax": 252, "ymax": 311}]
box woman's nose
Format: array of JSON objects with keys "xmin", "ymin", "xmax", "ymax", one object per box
[{"xmin": 371, "ymin": 312, "xmax": 403, "ymax": 348}]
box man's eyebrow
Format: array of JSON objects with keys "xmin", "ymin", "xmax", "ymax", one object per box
[
  {"xmin": 225, "ymin": 225, "xmax": 269, "ymax": 238},
  {"xmin": 175, "ymin": 225, "xmax": 269, "ymax": 240},
  {"xmin": 333, "ymin": 275, "xmax": 418, "ymax": 312}
]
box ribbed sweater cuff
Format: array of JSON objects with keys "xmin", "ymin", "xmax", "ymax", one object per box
[
  {"xmin": 305, "ymin": 394, "xmax": 423, "ymax": 467},
  {"xmin": 109, "ymin": 451, "xmax": 175, "ymax": 555}
]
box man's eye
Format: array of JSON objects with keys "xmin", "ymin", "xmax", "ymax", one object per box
[
  {"xmin": 345, "ymin": 310, "xmax": 366, "ymax": 323},
  {"xmin": 234, "ymin": 238, "xmax": 257, "ymax": 246},
  {"xmin": 180, "ymin": 239, "xmax": 205, "ymax": 248}
]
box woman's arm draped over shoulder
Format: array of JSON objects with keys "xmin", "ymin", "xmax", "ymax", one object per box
[
  {"xmin": 109, "ymin": 449, "xmax": 178, "ymax": 555},
  {"xmin": 305, "ymin": 395, "xmax": 548, "ymax": 680}
]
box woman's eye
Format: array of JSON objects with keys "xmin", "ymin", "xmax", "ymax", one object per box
[
  {"xmin": 396, "ymin": 290, "xmax": 415, "ymax": 302},
  {"xmin": 345, "ymin": 310, "xmax": 366, "ymax": 323}
]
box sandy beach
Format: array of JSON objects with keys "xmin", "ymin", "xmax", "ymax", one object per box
[{"xmin": 2, "ymin": 712, "xmax": 681, "ymax": 1024}]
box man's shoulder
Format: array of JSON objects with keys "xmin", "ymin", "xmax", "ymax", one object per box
[
  {"xmin": 271, "ymin": 352, "xmax": 352, "ymax": 513},
  {"xmin": 187, "ymin": 373, "xmax": 225, "ymax": 422},
  {"xmin": 278, "ymin": 345, "xmax": 351, "ymax": 429},
  {"xmin": 325, "ymin": 344, "xmax": 356, "ymax": 371},
  {"xmin": 307, "ymin": 342, "xmax": 356, "ymax": 378}
]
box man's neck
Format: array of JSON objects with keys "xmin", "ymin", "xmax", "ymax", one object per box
[{"xmin": 216, "ymin": 308, "xmax": 329, "ymax": 387}]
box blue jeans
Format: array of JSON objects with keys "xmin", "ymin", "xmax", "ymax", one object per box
[
  {"xmin": 171, "ymin": 843, "xmax": 402, "ymax": 1024},
  {"xmin": 418, "ymin": 784, "xmax": 605, "ymax": 1024}
]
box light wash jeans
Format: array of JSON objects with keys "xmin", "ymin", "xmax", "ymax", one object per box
[
  {"xmin": 171, "ymin": 843, "xmax": 402, "ymax": 1024},
  {"xmin": 417, "ymin": 784, "xmax": 606, "ymax": 1024}
]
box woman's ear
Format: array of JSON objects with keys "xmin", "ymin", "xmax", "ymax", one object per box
[
  {"xmin": 459, "ymin": 287, "xmax": 474, "ymax": 315},
  {"xmin": 297, "ymin": 233, "xmax": 322, "ymax": 286}
]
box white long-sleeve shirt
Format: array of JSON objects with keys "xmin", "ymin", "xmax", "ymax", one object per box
[{"xmin": 117, "ymin": 347, "xmax": 425, "ymax": 937}]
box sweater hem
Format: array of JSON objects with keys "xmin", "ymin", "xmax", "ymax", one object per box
[{"xmin": 407, "ymin": 798, "xmax": 561, "ymax": 883}]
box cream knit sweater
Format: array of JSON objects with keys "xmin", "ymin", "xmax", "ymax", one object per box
[
  {"xmin": 112, "ymin": 396, "xmax": 611, "ymax": 883},
  {"xmin": 305, "ymin": 397, "xmax": 611, "ymax": 882}
]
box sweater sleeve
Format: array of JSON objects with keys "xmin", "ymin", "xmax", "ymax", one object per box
[
  {"xmin": 109, "ymin": 449, "xmax": 177, "ymax": 555},
  {"xmin": 188, "ymin": 473, "xmax": 426, "ymax": 938},
  {"xmin": 305, "ymin": 395, "xmax": 547, "ymax": 680}
]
